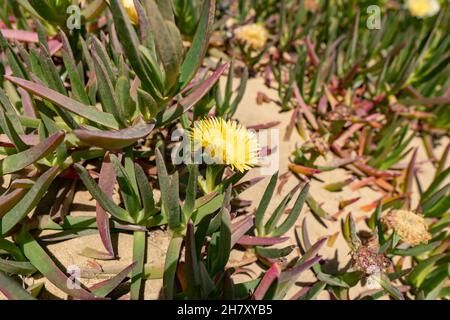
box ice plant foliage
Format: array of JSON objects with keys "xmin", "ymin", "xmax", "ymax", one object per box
[
  {"xmin": 406, "ymin": 0, "xmax": 441, "ymax": 18},
  {"xmin": 0, "ymin": 0, "xmax": 448, "ymax": 301},
  {"xmin": 191, "ymin": 117, "xmax": 260, "ymax": 172},
  {"xmin": 381, "ymin": 210, "xmax": 432, "ymax": 246}
]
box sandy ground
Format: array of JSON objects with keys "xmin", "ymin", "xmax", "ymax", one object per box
[{"xmin": 1, "ymin": 77, "xmax": 448, "ymax": 300}]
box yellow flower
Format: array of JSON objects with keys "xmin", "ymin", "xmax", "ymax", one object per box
[
  {"xmin": 191, "ymin": 117, "xmax": 260, "ymax": 173},
  {"xmin": 406, "ymin": 0, "xmax": 440, "ymax": 18},
  {"xmin": 235, "ymin": 24, "xmax": 268, "ymax": 51},
  {"xmin": 121, "ymin": 0, "xmax": 139, "ymax": 25},
  {"xmin": 382, "ymin": 210, "xmax": 432, "ymax": 246}
]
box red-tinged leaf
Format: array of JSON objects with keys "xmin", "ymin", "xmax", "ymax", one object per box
[
  {"xmin": 360, "ymin": 195, "xmax": 406, "ymax": 212},
  {"xmin": 253, "ymin": 263, "xmax": 281, "ymax": 300},
  {"xmin": 89, "ymin": 262, "xmax": 137, "ymax": 297},
  {"xmin": 299, "ymin": 237, "xmax": 328, "ymax": 263},
  {"xmin": 284, "ymin": 105, "xmax": 300, "ymax": 141},
  {"xmin": 351, "ymin": 177, "xmax": 376, "ymax": 190},
  {"xmin": 300, "ymin": 219, "xmax": 312, "ymax": 250},
  {"xmin": 180, "ymin": 64, "xmax": 227, "ymax": 109},
  {"xmin": 1, "ymin": 166, "xmax": 60, "ymax": 235},
  {"xmin": 237, "ymin": 236, "xmax": 290, "ymax": 246},
  {"xmin": 0, "ymin": 29, "xmax": 38, "ymax": 42},
  {"xmin": 19, "ymin": 88, "xmax": 37, "ymax": 118},
  {"xmin": 0, "ymin": 188, "xmax": 27, "ymax": 218},
  {"xmin": 157, "ymin": 64, "xmax": 227, "ymax": 126},
  {"xmin": 375, "ymin": 178, "xmax": 395, "ymax": 192},
  {"xmin": 279, "ymin": 255, "xmax": 322, "ymax": 283},
  {"xmin": 247, "ymin": 121, "xmax": 281, "ymax": 130},
  {"xmin": 230, "ymin": 215, "xmax": 254, "ymax": 247},
  {"xmin": 184, "ymin": 221, "xmax": 200, "ymax": 297},
  {"xmin": 78, "ymin": 248, "xmax": 116, "ymax": 261},
  {"xmin": 339, "ymin": 197, "xmax": 360, "ymax": 210},
  {"xmin": 323, "ymin": 177, "xmax": 355, "ymax": 192},
  {"xmin": 0, "ymin": 131, "xmax": 64, "ymax": 175},
  {"xmin": 0, "ymin": 271, "xmax": 36, "ymax": 300},
  {"xmin": 232, "ymin": 177, "xmax": 264, "ymax": 196},
  {"xmin": 305, "ymin": 36, "xmax": 319, "ymax": 66},
  {"xmin": 95, "ymin": 153, "xmax": 116, "ymax": 258},
  {"xmin": 5, "ymin": 76, "xmax": 119, "ymax": 129},
  {"xmin": 48, "ymin": 39, "xmax": 63, "ymax": 56},
  {"xmin": 16, "ymin": 229, "xmax": 106, "ymax": 300},
  {"xmin": 74, "ymin": 121, "xmax": 155, "ymax": 150},
  {"xmin": 0, "ymin": 134, "xmax": 40, "ymax": 147},
  {"xmin": 288, "ymin": 164, "xmax": 321, "ymax": 176},
  {"xmin": 399, "ymin": 96, "xmax": 450, "ymax": 106},
  {"xmin": 293, "ymin": 83, "xmax": 318, "ymax": 130},
  {"xmin": 334, "ymin": 123, "xmax": 364, "ymax": 147},
  {"xmin": 355, "ymin": 161, "xmax": 395, "ymax": 178},
  {"xmin": 404, "ymin": 148, "xmax": 418, "ymax": 208},
  {"xmin": 49, "ymin": 181, "xmax": 75, "ymax": 224},
  {"xmin": 306, "ymin": 195, "xmax": 335, "ymax": 221}
]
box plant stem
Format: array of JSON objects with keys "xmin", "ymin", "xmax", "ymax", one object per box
[
  {"xmin": 130, "ymin": 230, "xmax": 146, "ymax": 300},
  {"xmin": 163, "ymin": 235, "xmax": 183, "ymax": 299},
  {"xmin": 205, "ymin": 164, "xmax": 224, "ymax": 193}
]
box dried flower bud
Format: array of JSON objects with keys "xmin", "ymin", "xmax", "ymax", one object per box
[
  {"xmin": 235, "ymin": 24, "xmax": 268, "ymax": 51},
  {"xmin": 352, "ymin": 244, "xmax": 391, "ymax": 276},
  {"xmin": 381, "ymin": 210, "xmax": 432, "ymax": 246},
  {"xmin": 406, "ymin": 0, "xmax": 440, "ymax": 18}
]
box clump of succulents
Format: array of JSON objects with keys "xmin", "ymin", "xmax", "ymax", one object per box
[{"xmin": 0, "ymin": 0, "xmax": 448, "ymax": 301}]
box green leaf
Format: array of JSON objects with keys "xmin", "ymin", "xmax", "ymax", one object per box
[
  {"xmin": 74, "ymin": 163, "xmax": 133, "ymax": 223},
  {"xmin": 92, "ymin": 49, "xmax": 125, "ymax": 127},
  {"xmin": 377, "ymin": 274, "xmax": 404, "ymax": 300},
  {"xmin": 264, "ymin": 186, "xmax": 298, "ymax": 235},
  {"xmin": 180, "ymin": 0, "xmax": 216, "ymax": 86},
  {"xmin": 306, "ymin": 194, "xmax": 334, "ymax": 221},
  {"xmin": 74, "ymin": 121, "xmax": 155, "ymax": 150},
  {"xmin": 0, "ymin": 107, "xmax": 27, "ymax": 152},
  {"xmin": 16, "ymin": 228, "xmax": 105, "ymax": 300},
  {"xmin": 90, "ymin": 262, "xmax": 136, "ymax": 297},
  {"xmin": 155, "ymin": 149, "xmax": 181, "ymax": 230},
  {"xmin": 6, "ymin": 76, "xmax": 120, "ymax": 129},
  {"xmin": 110, "ymin": 0, "xmax": 154, "ymax": 94},
  {"xmin": 407, "ymin": 254, "xmax": 444, "ymax": 288},
  {"xmin": 130, "ymin": 231, "xmax": 146, "ymax": 300},
  {"xmin": 135, "ymin": 163, "xmax": 156, "ymax": 221},
  {"xmin": 0, "ymin": 258, "xmax": 37, "ymax": 276},
  {"xmin": 110, "ymin": 154, "xmax": 141, "ymax": 218},
  {"xmin": 272, "ymin": 183, "xmax": 310, "ymax": 237},
  {"xmin": 182, "ymin": 165, "xmax": 198, "ymax": 221},
  {"xmin": 163, "ymin": 235, "xmax": 183, "ymax": 299},
  {"xmin": 392, "ymin": 241, "xmax": 441, "ymax": 256},
  {"xmin": 255, "ymin": 171, "xmax": 278, "ymax": 235},
  {"xmin": 1, "ymin": 166, "xmax": 60, "ymax": 235},
  {"xmin": 0, "ymin": 271, "xmax": 36, "ymax": 300},
  {"xmin": 0, "ymin": 131, "xmax": 64, "ymax": 175},
  {"xmin": 144, "ymin": 0, "xmax": 182, "ymax": 90},
  {"xmin": 185, "ymin": 220, "xmax": 200, "ymax": 298},
  {"xmin": 256, "ymin": 245, "xmax": 295, "ymax": 259}
]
